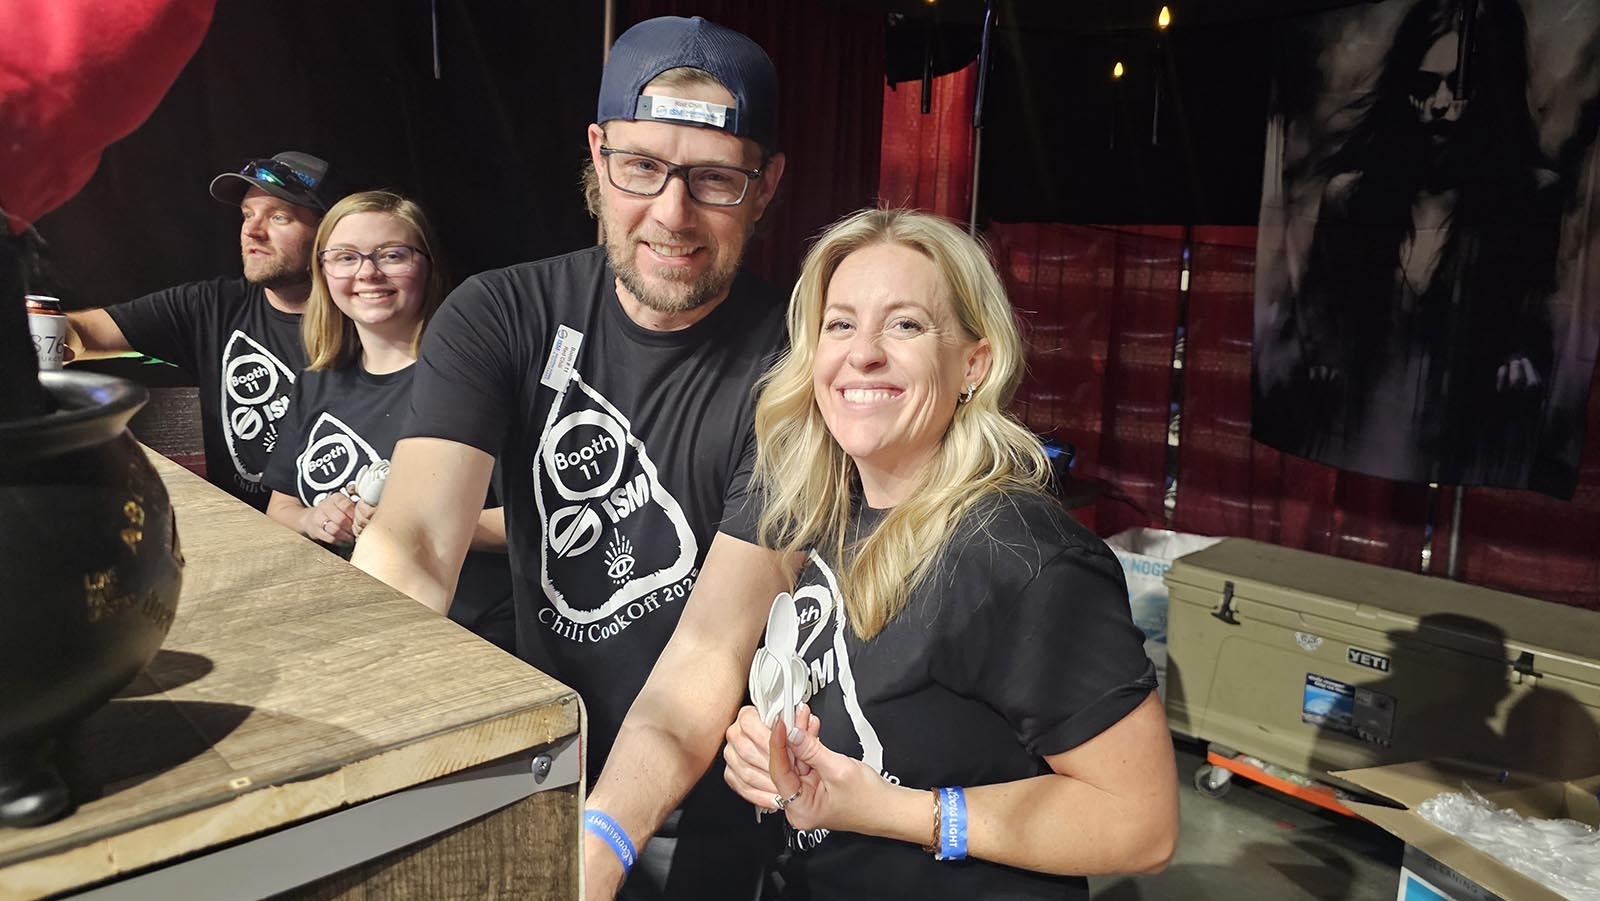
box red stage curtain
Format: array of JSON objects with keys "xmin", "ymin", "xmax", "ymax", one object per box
[
  {"xmin": 878, "ymin": 63, "xmax": 977, "ymax": 221},
  {"xmin": 621, "ymin": 1, "xmax": 885, "ymax": 288},
  {"xmin": 991, "ymin": 223, "xmax": 1180, "ymax": 536}
]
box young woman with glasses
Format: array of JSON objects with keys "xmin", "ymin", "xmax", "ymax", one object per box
[{"xmin": 263, "ymin": 190, "xmax": 514, "ymax": 650}]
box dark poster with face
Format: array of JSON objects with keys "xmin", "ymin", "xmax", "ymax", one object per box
[{"xmin": 1252, "ymin": 0, "xmax": 1600, "ymax": 497}]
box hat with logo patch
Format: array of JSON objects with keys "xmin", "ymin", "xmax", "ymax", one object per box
[
  {"xmin": 209, "ymin": 151, "xmax": 340, "ymax": 213},
  {"xmin": 597, "ymin": 16, "xmax": 779, "ymax": 151}
]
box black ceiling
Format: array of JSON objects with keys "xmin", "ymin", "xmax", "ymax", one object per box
[{"xmin": 842, "ymin": 0, "xmax": 1378, "ymax": 33}]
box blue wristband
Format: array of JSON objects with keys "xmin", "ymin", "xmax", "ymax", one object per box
[
  {"xmin": 584, "ymin": 809, "xmax": 637, "ymax": 875},
  {"xmin": 935, "ymin": 786, "xmax": 968, "ymax": 861}
]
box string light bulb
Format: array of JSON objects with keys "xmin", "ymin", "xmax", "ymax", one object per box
[
  {"xmin": 1158, "ymin": 6, "xmax": 1172, "ymax": 29},
  {"xmin": 1113, "ymin": 60, "xmax": 1125, "ymax": 80}
]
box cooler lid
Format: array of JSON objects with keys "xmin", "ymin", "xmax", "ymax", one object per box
[{"xmin": 1165, "ymin": 538, "xmax": 1600, "ymax": 680}]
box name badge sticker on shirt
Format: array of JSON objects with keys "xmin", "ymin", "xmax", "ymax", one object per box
[{"xmin": 540, "ymin": 325, "xmax": 585, "ymax": 393}]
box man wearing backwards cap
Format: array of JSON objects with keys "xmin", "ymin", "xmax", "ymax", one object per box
[
  {"xmin": 66, "ymin": 152, "xmax": 342, "ymax": 511},
  {"xmin": 351, "ymin": 16, "xmax": 789, "ymax": 900}
]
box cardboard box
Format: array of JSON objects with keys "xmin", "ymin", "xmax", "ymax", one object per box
[
  {"xmin": 1105, "ymin": 528, "xmax": 1221, "ymax": 702},
  {"xmin": 1335, "ymin": 759, "xmax": 1600, "ymax": 901},
  {"xmin": 1396, "ymin": 844, "xmax": 1497, "ymax": 901}
]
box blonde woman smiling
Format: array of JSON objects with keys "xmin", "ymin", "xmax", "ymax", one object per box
[{"xmin": 723, "ymin": 208, "xmax": 1177, "ymax": 899}]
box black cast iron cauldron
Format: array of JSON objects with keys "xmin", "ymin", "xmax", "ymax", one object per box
[{"xmin": 0, "ymin": 371, "xmax": 184, "ymax": 827}]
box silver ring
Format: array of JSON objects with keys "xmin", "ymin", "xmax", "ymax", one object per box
[{"xmin": 773, "ymin": 789, "xmax": 801, "ymax": 810}]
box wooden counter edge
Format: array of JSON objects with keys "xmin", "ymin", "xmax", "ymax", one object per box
[{"xmin": 0, "ymin": 698, "xmax": 579, "ymax": 900}]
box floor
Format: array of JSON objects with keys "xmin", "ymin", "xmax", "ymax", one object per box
[{"xmin": 1089, "ymin": 739, "xmax": 1404, "ymax": 900}]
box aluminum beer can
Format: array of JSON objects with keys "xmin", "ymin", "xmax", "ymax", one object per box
[{"xmin": 24, "ymin": 295, "xmax": 67, "ymax": 370}]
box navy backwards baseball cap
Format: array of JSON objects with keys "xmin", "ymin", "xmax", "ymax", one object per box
[
  {"xmin": 597, "ymin": 16, "xmax": 779, "ymax": 151},
  {"xmin": 209, "ymin": 151, "xmax": 339, "ymax": 213}
]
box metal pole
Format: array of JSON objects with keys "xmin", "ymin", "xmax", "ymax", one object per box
[
  {"xmin": 603, "ymin": 0, "xmax": 617, "ymax": 61},
  {"xmin": 1163, "ymin": 227, "xmax": 1193, "ymax": 524},
  {"xmin": 966, "ymin": 130, "xmax": 979, "ymax": 238},
  {"xmin": 430, "ymin": 0, "xmax": 442, "ymax": 79},
  {"xmin": 969, "ymin": 130, "xmax": 983, "ymax": 237},
  {"xmin": 969, "ymin": 0, "xmax": 996, "ymax": 236},
  {"xmin": 598, "ymin": 0, "xmax": 618, "ymax": 247},
  {"xmin": 1420, "ymin": 481, "xmax": 1438, "ymax": 573},
  {"xmin": 1446, "ymin": 485, "xmax": 1465, "ymax": 579}
]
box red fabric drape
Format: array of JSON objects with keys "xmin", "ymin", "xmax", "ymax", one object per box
[
  {"xmin": 994, "ymin": 223, "xmax": 1180, "ymax": 536},
  {"xmin": 1174, "ymin": 228, "xmax": 1432, "ymax": 570},
  {"xmin": 878, "ymin": 63, "xmax": 977, "ymax": 221},
  {"xmin": 621, "ymin": 1, "xmax": 884, "ymax": 288}
]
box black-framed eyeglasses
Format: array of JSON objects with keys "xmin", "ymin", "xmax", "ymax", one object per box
[
  {"xmin": 318, "ymin": 244, "xmax": 429, "ymax": 278},
  {"xmin": 243, "ymin": 159, "xmax": 323, "ymax": 203},
  {"xmin": 598, "ymin": 146, "xmax": 762, "ymax": 207}
]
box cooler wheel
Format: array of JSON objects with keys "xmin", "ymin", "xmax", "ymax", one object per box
[{"xmin": 1193, "ymin": 763, "xmax": 1233, "ymax": 799}]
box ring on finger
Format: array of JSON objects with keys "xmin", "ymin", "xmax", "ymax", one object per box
[{"xmin": 773, "ymin": 789, "xmax": 802, "ymax": 811}]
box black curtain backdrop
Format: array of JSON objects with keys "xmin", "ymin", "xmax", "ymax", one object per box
[
  {"xmin": 34, "ymin": 0, "xmax": 605, "ymax": 316},
  {"xmin": 977, "ymin": 18, "xmax": 1272, "ymax": 225}
]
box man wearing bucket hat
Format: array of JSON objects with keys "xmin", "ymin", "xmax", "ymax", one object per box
[
  {"xmin": 350, "ymin": 16, "xmax": 790, "ymax": 899},
  {"xmin": 66, "ymin": 151, "xmax": 343, "ymax": 510}
]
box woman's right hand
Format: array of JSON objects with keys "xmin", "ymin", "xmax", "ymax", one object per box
[{"xmin": 300, "ymin": 488, "xmax": 358, "ymax": 546}]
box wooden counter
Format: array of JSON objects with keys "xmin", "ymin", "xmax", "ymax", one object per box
[{"xmin": 0, "ymin": 453, "xmax": 583, "ymax": 899}]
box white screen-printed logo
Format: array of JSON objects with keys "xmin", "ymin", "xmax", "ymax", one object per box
[
  {"xmin": 221, "ymin": 330, "xmax": 296, "ymax": 485},
  {"xmin": 294, "ymin": 412, "xmax": 383, "ymax": 507},
  {"xmin": 533, "ymin": 371, "xmax": 697, "ymax": 630}
]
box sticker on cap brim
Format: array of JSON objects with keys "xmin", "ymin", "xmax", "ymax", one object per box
[{"xmin": 642, "ymin": 95, "xmax": 729, "ymax": 129}]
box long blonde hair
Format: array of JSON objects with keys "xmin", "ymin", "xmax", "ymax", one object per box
[
  {"xmin": 754, "ymin": 208, "xmax": 1049, "ymax": 639},
  {"xmin": 303, "ymin": 190, "xmax": 448, "ymax": 370}
]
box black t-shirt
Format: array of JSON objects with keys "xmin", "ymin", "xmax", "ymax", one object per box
[
  {"xmin": 107, "ymin": 276, "xmax": 305, "ymax": 510},
  {"xmin": 264, "ymin": 363, "xmax": 515, "ymax": 651},
  {"xmin": 778, "ymin": 491, "xmax": 1157, "ymax": 900},
  {"xmin": 403, "ymin": 246, "xmax": 787, "ymax": 787}
]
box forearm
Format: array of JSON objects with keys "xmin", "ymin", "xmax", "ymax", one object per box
[
  {"xmin": 65, "ymin": 309, "xmax": 136, "ymax": 361},
  {"xmin": 854, "ymin": 768, "xmax": 1175, "ymax": 877},
  {"xmin": 468, "ymin": 507, "xmax": 506, "ymax": 552},
  {"xmin": 848, "ymin": 695, "xmax": 1178, "ymax": 876},
  {"xmin": 585, "ymin": 642, "xmax": 747, "ymax": 852},
  {"xmin": 584, "ymin": 535, "xmax": 791, "ymax": 897},
  {"xmin": 265, "ymin": 493, "xmax": 311, "ymax": 537},
  {"xmin": 969, "ymin": 767, "xmax": 1175, "ymax": 874}
]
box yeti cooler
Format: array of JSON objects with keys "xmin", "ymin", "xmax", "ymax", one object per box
[{"xmin": 1163, "ymin": 538, "xmax": 1600, "ymax": 788}]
